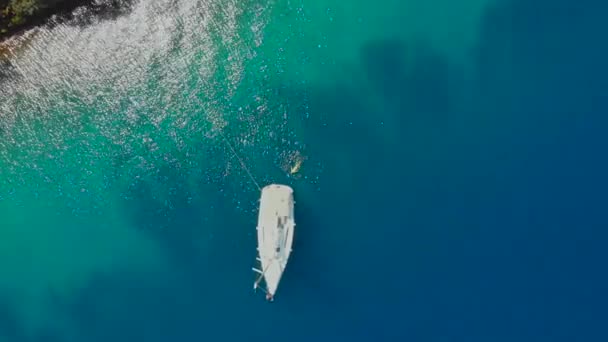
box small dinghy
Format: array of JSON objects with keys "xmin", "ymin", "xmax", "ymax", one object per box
[{"xmin": 253, "ymin": 184, "xmax": 295, "ymax": 301}]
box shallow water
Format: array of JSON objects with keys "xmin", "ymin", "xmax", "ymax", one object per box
[{"xmin": 1, "ymin": 0, "xmax": 608, "ymax": 341}]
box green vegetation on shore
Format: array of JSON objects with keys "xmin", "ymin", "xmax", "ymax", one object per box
[
  {"xmin": 0, "ymin": 0, "xmax": 44, "ymax": 38},
  {"xmin": 0, "ymin": 0, "xmax": 132, "ymax": 41},
  {"xmin": 1, "ymin": 0, "xmax": 41, "ymax": 33},
  {"xmin": 0, "ymin": 0, "xmax": 101, "ymax": 40}
]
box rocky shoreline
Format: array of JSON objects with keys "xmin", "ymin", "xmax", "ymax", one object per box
[{"xmin": 0, "ymin": 0, "xmax": 130, "ymax": 43}]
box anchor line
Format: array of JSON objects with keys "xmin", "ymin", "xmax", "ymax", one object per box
[{"xmin": 217, "ymin": 129, "xmax": 262, "ymax": 191}]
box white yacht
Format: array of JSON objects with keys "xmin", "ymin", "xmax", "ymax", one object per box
[{"xmin": 253, "ymin": 184, "xmax": 295, "ymax": 301}]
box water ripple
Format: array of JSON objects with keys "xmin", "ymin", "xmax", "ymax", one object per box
[{"xmin": 0, "ymin": 0, "xmax": 318, "ymax": 216}]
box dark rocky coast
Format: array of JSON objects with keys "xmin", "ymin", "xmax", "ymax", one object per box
[{"xmin": 0, "ymin": 0, "xmax": 130, "ymax": 42}]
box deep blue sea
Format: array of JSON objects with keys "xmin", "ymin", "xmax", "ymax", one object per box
[{"xmin": 0, "ymin": 0, "xmax": 607, "ymax": 341}]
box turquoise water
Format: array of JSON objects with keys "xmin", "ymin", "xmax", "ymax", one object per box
[{"xmin": 1, "ymin": 0, "xmax": 608, "ymax": 341}]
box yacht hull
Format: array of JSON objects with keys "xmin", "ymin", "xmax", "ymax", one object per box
[{"xmin": 255, "ymin": 184, "xmax": 295, "ymax": 300}]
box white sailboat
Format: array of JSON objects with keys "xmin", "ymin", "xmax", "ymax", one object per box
[{"xmin": 253, "ymin": 184, "xmax": 295, "ymax": 301}]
